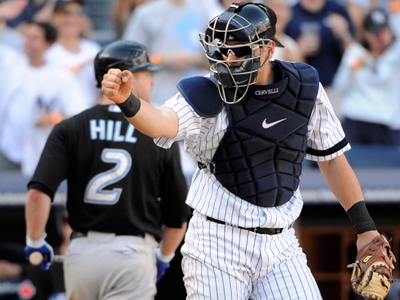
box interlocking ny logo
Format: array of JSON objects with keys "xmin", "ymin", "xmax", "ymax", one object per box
[{"xmin": 262, "ymin": 118, "xmax": 287, "ymax": 129}]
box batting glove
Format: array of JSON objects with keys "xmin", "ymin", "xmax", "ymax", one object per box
[
  {"xmin": 156, "ymin": 248, "xmax": 174, "ymax": 281},
  {"xmin": 25, "ymin": 233, "xmax": 54, "ymax": 270}
]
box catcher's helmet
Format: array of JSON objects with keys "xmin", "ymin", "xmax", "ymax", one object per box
[
  {"xmin": 94, "ymin": 40, "xmax": 162, "ymax": 87},
  {"xmin": 199, "ymin": 2, "xmax": 284, "ymax": 104}
]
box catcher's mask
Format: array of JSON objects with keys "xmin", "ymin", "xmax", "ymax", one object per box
[
  {"xmin": 199, "ymin": 2, "xmax": 284, "ymax": 104},
  {"xmin": 94, "ymin": 40, "xmax": 163, "ymax": 88}
]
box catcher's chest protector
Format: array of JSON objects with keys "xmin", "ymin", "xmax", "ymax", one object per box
[{"xmin": 178, "ymin": 61, "xmax": 319, "ymax": 207}]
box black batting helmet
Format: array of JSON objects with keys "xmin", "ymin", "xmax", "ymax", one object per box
[{"xmin": 94, "ymin": 40, "xmax": 163, "ymax": 87}]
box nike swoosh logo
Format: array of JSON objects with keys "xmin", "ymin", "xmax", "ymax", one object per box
[{"xmin": 262, "ymin": 118, "xmax": 287, "ymax": 129}]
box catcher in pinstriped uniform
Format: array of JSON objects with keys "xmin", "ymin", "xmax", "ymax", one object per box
[{"xmin": 102, "ymin": 2, "xmax": 395, "ymax": 299}]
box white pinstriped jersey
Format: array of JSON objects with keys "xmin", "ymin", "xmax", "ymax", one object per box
[{"xmin": 155, "ymin": 81, "xmax": 350, "ymax": 229}]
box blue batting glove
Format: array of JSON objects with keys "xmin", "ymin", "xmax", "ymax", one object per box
[
  {"xmin": 25, "ymin": 234, "xmax": 54, "ymax": 270},
  {"xmin": 156, "ymin": 248, "xmax": 174, "ymax": 281},
  {"xmin": 156, "ymin": 258, "xmax": 169, "ymax": 281}
]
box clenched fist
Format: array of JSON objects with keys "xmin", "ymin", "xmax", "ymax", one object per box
[{"xmin": 101, "ymin": 69, "xmax": 135, "ymax": 104}]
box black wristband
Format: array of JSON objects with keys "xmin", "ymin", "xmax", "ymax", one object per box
[
  {"xmin": 346, "ymin": 201, "xmax": 376, "ymax": 234},
  {"xmin": 117, "ymin": 94, "xmax": 141, "ymax": 118}
]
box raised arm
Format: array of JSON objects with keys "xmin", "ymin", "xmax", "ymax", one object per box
[{"xmin": 102, "ymin": 68, "xmax": 179, "ymax": 139}]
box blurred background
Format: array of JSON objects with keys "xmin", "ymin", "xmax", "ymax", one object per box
[{"xmin": 1, "ymin": 0, "xmax": 400, "ymax": 299}]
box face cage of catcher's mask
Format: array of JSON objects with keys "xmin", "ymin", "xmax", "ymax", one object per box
[
  {"xmin": 200, "ymin": 33, "xmax": 271, "ymax": 104},
  {"xmin": 199, "ymin": 11, "xmax": 273, "ymax": 104}
]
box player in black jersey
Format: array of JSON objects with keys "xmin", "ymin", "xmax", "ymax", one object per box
[{"xmin": 24, "ymin": 40, "xmax": 191, "ymax": 300}]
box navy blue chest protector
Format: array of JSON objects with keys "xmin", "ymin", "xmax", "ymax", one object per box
[{"xmin": 177, "ymin": 60, "xmax": 319, "ymax": 207}]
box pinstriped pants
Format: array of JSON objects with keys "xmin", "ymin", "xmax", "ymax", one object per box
[{"xmin": 181, "ymin": 211, "xmax": 322, "ymax": 300}]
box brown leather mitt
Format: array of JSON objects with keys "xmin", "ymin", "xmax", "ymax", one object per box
[{"xmin": 347, "ymin": 233, "xmax": 396, "ymax": 300}]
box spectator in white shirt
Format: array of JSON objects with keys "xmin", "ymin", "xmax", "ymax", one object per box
[{"xmin": 333, "ymin": 8, "xmax": 400, "ymax": 146}]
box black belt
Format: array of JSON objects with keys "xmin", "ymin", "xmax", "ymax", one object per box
[
  {"xmin": 206, "ymin": 217, "xmax": 284, "ymax": 235},
  {"xmin": 70, "ymin": 231, "xmax": 144, "ymax": 240}
]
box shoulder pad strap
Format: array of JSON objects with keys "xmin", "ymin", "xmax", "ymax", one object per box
[
  {"xmin": 292, "ymin": 61, "xmax": 320, "ymax": 85},
  {"xmin": 277, "ymin": 61, "xmax": 319, "ymax": 85},
  {"xmin": 276, "ymin": 60, "xmax": 320, "ymax": 100},
  {"xmin": 291, "ymin": 61, "xmax": 320, "ymax": 100},
  {"xmin": 177, "ymin": 76, "xmax": 223, "ymax": 118}
]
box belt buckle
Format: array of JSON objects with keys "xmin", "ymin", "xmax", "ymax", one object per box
[{"xmin": 197, "ymin": 161, "xmax": 216, "ymax": 173}]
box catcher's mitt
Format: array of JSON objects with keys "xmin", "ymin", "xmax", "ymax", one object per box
[{"xmin": 347, "ymin": 233, "xmax": 396, "ymax": 300}]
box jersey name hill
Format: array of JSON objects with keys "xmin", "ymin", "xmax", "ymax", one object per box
[{"xmin": 90, "ymin": 119, "xmax": 137, "ymax": 143}]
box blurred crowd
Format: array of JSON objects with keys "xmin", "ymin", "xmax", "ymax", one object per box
[
  {"xmin": 0, "ymin": 0, "xmax": 400, "ymax": 299},
  {"xmin": 1, "ymin": 0, "xmax": 400, "ymax": 177}
]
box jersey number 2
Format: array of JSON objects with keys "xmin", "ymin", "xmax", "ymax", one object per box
[{"xmin": 84, "ymin": 148, "xmax": 132, "ymax": 205}]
